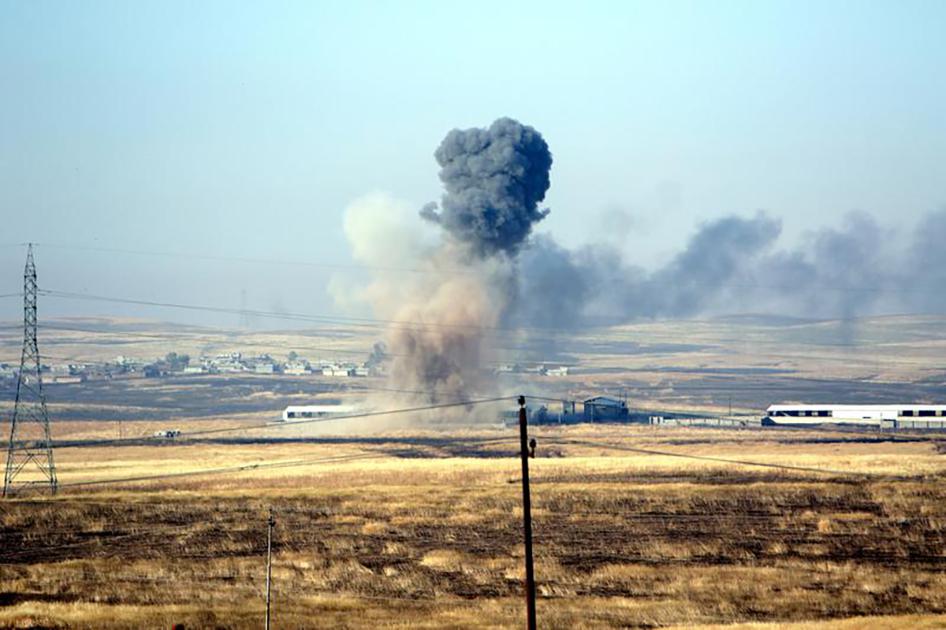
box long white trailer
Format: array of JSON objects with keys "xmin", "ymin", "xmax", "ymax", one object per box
[
  {"xmin": 281, "ymin": 404, "xmax": 356, "ymax": 422},
  {"xmin": 764, "ymin": 404, "xmax": 946, "ymax": 428}
]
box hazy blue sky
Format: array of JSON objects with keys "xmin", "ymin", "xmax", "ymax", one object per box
[{"xmin": 1, "ymin": 0, "xmax": 944, "ymax": 325}]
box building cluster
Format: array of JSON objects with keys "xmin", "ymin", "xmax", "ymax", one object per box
[
  {"xmin": 0, "ymin": 351, "xmax": 383, "ymax": 385},
  {"xmin": 157, "ymin": 353, "xmax": 383, "ymax": 378},
  {"xmin": 0, "ymin": 363, "xmax": 18, "ymax": 382},
  {"xmin": 494, "ymin": 363, "xmax": 570, "ymax": 377},
  {"xmin": 145, "ymin": 351, "xmax": 386, "ymax": 378},
  {"xmin": 502, "ymin": 396, "xmax": 629, "ymax": 426}
]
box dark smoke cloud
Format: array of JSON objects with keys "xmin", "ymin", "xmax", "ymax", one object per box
[
  {"xmin": 903, "ymin": 210, "xmax": 946, "ymax": 312},
  {"xmin": 510, "ymin": 213, "xmax": 782, "ymax": 327},
  {"xmin": 652, "ymin": 213, "xmax": 782, "ymax": 317},
  {"xmin": 420, "ymin": 117, "xmax": 553, "ymax": 257},
  {"xmin": 342, "ymin": 113, "xmax": 945, "ymax": 410},
  {"xmin": 380, "ymin": 117, "xmax": 554, "ymax": 403},
  {"xmin": 511, "ymin": 208, "xmax": 946, "ymax": 331},
  {"xmin": 366, "ymin": 341, "xmax": 388, "ymax": 368}
]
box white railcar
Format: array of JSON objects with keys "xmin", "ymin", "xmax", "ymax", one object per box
[
  {"xmin": 281, "ymin": 404, "xmax": 356, "ymax": 422},
  {"xmin": 763, "ymin": 404, "xmax": 946, "ymax": 428}
]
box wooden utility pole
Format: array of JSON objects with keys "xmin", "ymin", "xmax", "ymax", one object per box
[
  {"xmin": 265, "ymin": 507, "xmax": 275, "ymax": 630},
  {"xmin": 517, "ymin": 395, "xmax": 537, "ymax": 630}
]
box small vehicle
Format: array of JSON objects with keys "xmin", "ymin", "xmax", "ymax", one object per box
[{"xmin": 153, "ymin": 429, "xmax": 182, "ymax": 439}]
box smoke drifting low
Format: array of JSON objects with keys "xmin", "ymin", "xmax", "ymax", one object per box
[{"xmin": 512, "ymin": 209, "xmax": 943, "ymax": 330}]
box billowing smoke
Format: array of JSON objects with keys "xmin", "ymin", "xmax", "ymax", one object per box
[
  {"xmin": 511, "ymin": 208, "xmax": 944, "ymax": 337},
  {"xmin": 509, "ymin": 212, "xmax": 785, "ymax": 327},
  {"xmin": 366, "ymin": 341, "xmax": 387, "ymax": 369},
  {"xmin": 386, "ymin": 119, "xmax": 552, "ymax": 401},
  {"xmin": 335, "ymin": 119, "xmax": 553, "ymax": 406},
  {"xmin": 334, "ymin": 117, "xmax": 945, "ymax": 408},
  {"xmin": 420, "ymin": 117, "xmax": 552, "ymax": 257}
]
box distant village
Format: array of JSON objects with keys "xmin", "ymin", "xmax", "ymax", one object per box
[
  {"xmin": 0, "ymin": 352, "xmax": 572, "ymax": 385},
  {"xmin": 494, "ymin": 363, "xmax": 570, "ymax": 377},
  {"xmin": 0, "ymin": 351, "xmax": 384, "ymax": 385}
]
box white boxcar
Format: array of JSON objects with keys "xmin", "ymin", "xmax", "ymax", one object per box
[
  {"xmin": 764, "ymin": 404, "xmax": 946, "ymax": 427},
  {"xmin": 281, "ymin": 404, "xmax": 356, "ymax": 422}
]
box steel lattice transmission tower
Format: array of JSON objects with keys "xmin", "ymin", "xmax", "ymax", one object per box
[{"xmin": 3, "ymin": 244, "xmax": 57, "ymax": 496}]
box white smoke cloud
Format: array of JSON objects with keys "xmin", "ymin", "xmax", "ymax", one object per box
[
  {"xmin": 331, "ymin": 192, "xmax": 514, "ymax": 411},
  {"xmin": 327, "ymin": 193, "xmax": 437, "ymax": 318}
]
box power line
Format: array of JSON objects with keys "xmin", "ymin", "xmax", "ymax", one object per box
[
  {"xmin": 37, "ymin": 322, "xmax": 401, "ymax": 358},
  {"xmin": 28, "ymin": 322, "xmax": 564, "ymax": 366},
  {"xmin": 36, "ymin": 289, "xmax": 578, "ymax": 347},
  {"xmin": 36, "ymin": 323, "xmax": 384, "ymax": 358},
  {"xmin": 0, "ymin": 340, "xmax": 537, "ymax": 401},
  {"xmin": 520, "ymin": 394, "xmax": 579, "ymax": 404},
  {"xmin": 61, "ymin": 452, "xmax": 383, "ymax": 489},
  {"xmin": 753, "ymin": 420, "xmax": 946, "ymax": 441},
  {"xmin": 54, "ymin": 286, "xmax": 939, "ymax": 341},
  {"xmin": 34, "ymin": 241, "xmax": 476, "ymax": 276},
  {"xmin": 0, "ymin": 352, "xmax": 495, "ymax": 400},
  {"xmin": 553, "ymin": 437, "xmax": 889, "ymax": 479},
  {"xmin": 30, "ymin": 241, "xmax": 946, "ymax": 296},
  {"xmin": 38, "ymin": 288, "xmax": 579, "ymax": 338},
  {"xmin": 0, "ymin": 352, "xmax": 113, "ymax": 364},
  {"xmin": 49, "ymin": 395, "xmax": 514, "ymax": 449},
  {"xmin": 18, "ymin": 291, "xmax": 946, "ymax": 361},
  {"xmin": 0, "ymin": 345, "xmax": 564, "ymax": 404},
  {"xmin": 17, "ymin": 319, "xmax": 929, "ymax": 371},
  {"xmin": 10, "ymin": 319, "xmax": 573, "ymax": 374},
  {"xmin": 7, "ymin": 344, "xmax": 946, "ymax": 426}
]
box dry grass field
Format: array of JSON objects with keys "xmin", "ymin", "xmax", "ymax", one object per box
[
  {"xmin": 3, "ymin": 315, "xmax": 946, "ymax": 627},
  {"xmin": 2, "ymin": 425, "xmax": 946, "ymax": 629}
]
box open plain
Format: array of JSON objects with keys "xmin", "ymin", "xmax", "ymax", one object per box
[
  {"xmin": 5, "ymin": 3, "xmax": 946, "ymax": 625},
  {"xmin": 3, "ymin": 425, "xmax": 946, "ymax": 628},
  {"xmin": 3, "ymin": 315, "xmax": 946, "ymax": 628}
]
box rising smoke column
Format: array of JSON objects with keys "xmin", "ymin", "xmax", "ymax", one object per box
[
  {"xmin": 421, "ymin": 117, "xmax": 553, "ymax": 257},
  {"xmin": 387, "ymin": 117, "xmax": 553, "ymax": 402}
]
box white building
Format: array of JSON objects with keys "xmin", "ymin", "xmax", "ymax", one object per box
[
  {"xmin": 284, "ymin": 362, "xmax": 310, "ymax": 376},
  {"xmin": 322, "ymin": 365, "xmax": 354, "ymax": 377}
]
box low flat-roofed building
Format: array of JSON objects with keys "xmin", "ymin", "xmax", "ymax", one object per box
[{"xmin": 583, "ymin": 396, "xmax": 629, "ymax": 422}]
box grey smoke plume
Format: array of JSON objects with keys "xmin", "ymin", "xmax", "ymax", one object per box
[
  {"xmin": 510, "ymin": 212, "xmax": 783, "ymax": 327},
  {"xmin": 420, "ymin": 117, "xmax": 553, "ymax": 257},
  {"xmin": 338, "ymin": 117, "xmax": 945, "ymax": 407},
  {"xmin": 385, "ymin": 256, "xmax": 507, "ymax": 402},
  {"xmin": 511, "ymin": 208, "xmax": 946, "ymax": 336},
  {"xmin": 335, "ymin": 119, "xmax": 553, "ymax": 407},
  {"xmin": 366, "ymin": 341, "xmax": 387, "ymax": 368}
]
